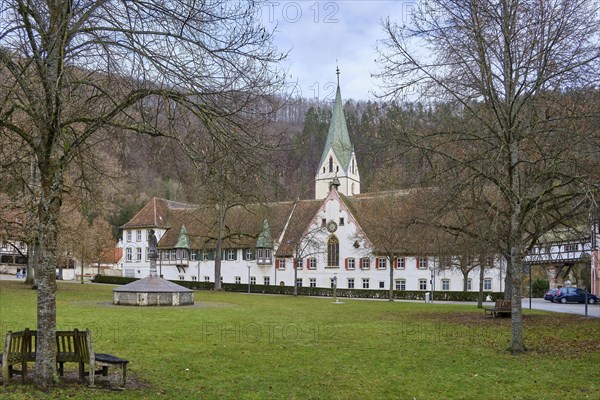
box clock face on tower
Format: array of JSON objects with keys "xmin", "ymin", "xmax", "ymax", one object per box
[{"xmin": 327, "ymin": 220, "xmax": 338, "ymax": 233}]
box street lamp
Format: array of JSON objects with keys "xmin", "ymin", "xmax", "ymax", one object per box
[
  {"xmin": 429, "ymin": 263, "xmax": 435, "ymax": 303},
  {"xmin": 247, "ymin": 262, "xmax": 251, "ymax": 294}
]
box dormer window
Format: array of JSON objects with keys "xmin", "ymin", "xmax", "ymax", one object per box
[{"xmin": 256, "ymin": 248, "xmax": 272, "ymax": 265}]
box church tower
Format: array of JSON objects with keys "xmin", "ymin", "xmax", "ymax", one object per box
[{"xmin": 315, "ymin": 70, "xmax": 360, "ymax": 200}]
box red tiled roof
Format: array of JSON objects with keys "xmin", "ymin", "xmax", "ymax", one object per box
[{"xmin": 120, "ymin": 197, "xmax": 195, "ymax": 229}]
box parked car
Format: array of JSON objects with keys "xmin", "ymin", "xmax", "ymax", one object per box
[
  {"xmin": 543, "ymin": 288, "xmax": 560, "ymax": 302},
  {"xmin": 553, "ymin": 287, "xmax": 599, "ymax": 304}
]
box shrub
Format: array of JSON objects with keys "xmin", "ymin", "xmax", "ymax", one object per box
[
  {"xmin": 532, "ymin": 278, "xmax": 550, "ymax": 298},
  {"xmin": 92, "ymin": 274, "xmax": 502, "ymax": 301}
]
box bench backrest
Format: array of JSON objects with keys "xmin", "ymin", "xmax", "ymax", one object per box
[
  {"xmin": 56, "ymin": 329, "xmax": 93, "ymax": 364},
  {"xmin": 495, "ymin": 300, "xmax": 511, "ymax": 310},
  {"xmin": 2, "ymin": 328, "xmax": 36, "ymax": 365}
]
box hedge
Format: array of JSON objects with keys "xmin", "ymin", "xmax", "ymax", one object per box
[{"xmin": 93, "ymin": 274, "xmax": 503, "ymax": 301}]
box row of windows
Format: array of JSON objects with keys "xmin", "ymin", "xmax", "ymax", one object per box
[
  {"xmin": 171, "ymin": 275, "xmax": 493, "ymax": 291},
  {"xmin": 124, "ymin": 247, "xmax": 269, "ymax": 262},
  {"xmin": 274, "ymin": 257, "xmax": 428, "ymax": 270},
  {"xmin": 125, "ymin": 230, "xmax": 145, "ymax": 242}
]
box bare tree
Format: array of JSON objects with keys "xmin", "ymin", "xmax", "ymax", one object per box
[
  {"xmin": 349, "ymin": 190, "xmax": 433, "ymax": 301},
  {"xmin": 0, "ymin": 0, "xmax": 284, "ymax": 387},
  {"xmin": 377, "ymin": 0, "xmax": 600, "ymax": 352}
]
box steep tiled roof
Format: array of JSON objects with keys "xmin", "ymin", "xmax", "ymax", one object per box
[
  {"xmin": 97, "ymin": 247, "xmax": 123, "ymax": 264},
  {"xmin": 276, "ymin": 199, "xmax": 323, "ymax": 256},
  {"xmin": 157, "ymin": 201, "xmax": 296, "ymax": 250},
  {"xmin": 341, "ymin": 190, "xmax": 439, "ymax": 255},
  {"xmin": 120, "ymin": 197, "xmax": 194, "ymax": 229},
  {"xmin": 318, "ymin": 85, "xmax": 353, "ymax": 170}
]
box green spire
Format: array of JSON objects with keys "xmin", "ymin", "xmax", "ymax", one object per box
[
  {"xmin": 174, "ymin": 225, "xmax": 190, "ymax": 249},
  {"xmin": 319, "ymin": 84, "xmax": 353, "ymax": 171},
  {"xmin": 255, "ymin": 219, "xmax": 272, "ymax": 248}
]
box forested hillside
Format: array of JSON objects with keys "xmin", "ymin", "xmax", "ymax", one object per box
[{"xmin": 106, "ymin": 96, "xmax": 437, "ymax": 234}]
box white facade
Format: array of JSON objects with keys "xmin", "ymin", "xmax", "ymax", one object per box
[{"xmin": 119, "ymin": 190, "xmax": 505, "ymax": 293}]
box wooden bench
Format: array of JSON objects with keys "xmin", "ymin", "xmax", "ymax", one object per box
[
  {"xmin": 1, "ymin": 328, "xmax": 36, "ymax": 383},
  {"xmin": 2, "ymin": 329, "xmax": 128, "ymax": 389},
  {"xmin": 484, "ymin": 300, "xmax": 512, "ymax": 318}
]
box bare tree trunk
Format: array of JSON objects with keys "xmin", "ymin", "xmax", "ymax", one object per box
[
  {"xmin": 477, "ymin": 262, "xmax": 485, "ymax": 308},
  {"xmin": 388, "ymin": 256, "xmax": 394, "ymax": 302},
  {"xmin": 293, "ymin": 256, "xmax": 298, "ymax": 296},
  {"xmin": 26, "ymin": 239, "xmax": 37, "ymax": 286},
  {"xmin": 35, "ymin": 195, "xmax": 61, "ymax": 388}
]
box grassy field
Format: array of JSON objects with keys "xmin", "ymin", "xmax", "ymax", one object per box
[{"xmin": 0, "ymin": 280, "xmax": 598, "ymax": 399}]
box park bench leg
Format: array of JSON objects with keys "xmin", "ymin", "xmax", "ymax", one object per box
[
  {"xmin": 120, "ymin": 364, "xmax": 127, "ymax": 388},
  {"xmin": 79, "ymin": 362, "xmax": 85, "ymax": 382}
]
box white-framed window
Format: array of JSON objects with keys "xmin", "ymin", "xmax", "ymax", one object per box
[
  {"xmin": 264, "ymin": 276, "xmax": 270, "ymax": 286},
  {"xmin": 484, "ymin": 278, "xmax": 492, "ymax": 291},
  {"xmin": 179, "ymin": 249, "xmax": 188, "ymax": 260},
  {"xmin": 179, "ymin": 275, "xmax": 184, "ymax": 280},
  {"xmin": 244, "ymin": 248, "xmax": 255, "ymax": 260},
  {"xmin": 346, "ymin": 258, "xmax": 355, "ymax": 270},
  {"xmin": 125, "ymin": 248, "xmax": 133, "ymax": 262},
  {"xmin": 396, "ymin": 258, "xmax": 406, "ymax": 269},
  {"xmin": 308, "ymin": 258, "xmax": 317, "ymax": 270},
  {"xmin": 250, "ymin": 276, "xmax": 256, "ymax": 285},
  {"xmin": 419, "ymin": 279, "xmax": 427, "ymax": 290},
  {"xmin": 126, "ymin": 230, "xmax": 132, "ymax": 242},
  {"xmin": 136, "ymin": 247, "xmax": 142, "ymax": 262},
  {"xmin": 204, "ymin": 276, "xmax": 210, "ymax": 282},
  {"xmin": 360, "ymin": 257, "xmax": 370, "ymax": 269},
  {"xmin": 296, "ymin": 278, "xmax": 302, "ymax": 287},
  {"xmin": 136, "ymin": 230, "xmax": 142, "ymax": 242},
  {"xmin": 235, "ymin": 276, "xmax": 241, "ymax": 284},
  {"xmin": 362, "ymin": 278, "xmax": 370, "ymax": 289},
  {"xmin": 395, "ymin": 279, "xmax": 406, "ymax": 290},
  {"xmin": 192, "ymin": 276, "xmax": 197, "ymax": 281},
  {"xmin": 347, "ymin": 278, "xmax": 355, "ymax": 289},
  {"xmin": 191, "ymin": 250, "xmax": 198, "ymax": 261},
  {"xmin": 257, "ymin": 248, "xmax": 272, "ymax": 260},
  {"xmin": 377, "ymin": 257, "xmax": 386, "ymax": 270},
  {"xmin": 442, "ymin": 279, "xmax": 450, "ymax": 291},
  {"xmin": 170, "ymin": 249, "xmax": 177, "ymax": 260},
  {"xmin": 309, "ymin": 278, "xmax": 317, "ymax": 287},
  {"xmin": 418, "ymin": 258, "xmax": 428, "ymax": 270},
  {"xmin": 296, "ymin": 258, "xmax": 303, "ymax": 269},
  {"xmin": 379, "ymin": 281, "xmax": 385, "ymax": 289},
  {"xmin": 161, "ymin": 251, "xmax": 170, "ymax": 261},
  {"xmin": 467, "ymin": 279, "xmax": 472, "ymax": 291},
  {"xmin": 277, "ymin": 259, "xmax": 286, "ymax": 270},
  {"xmin": 226, "ymin": 249, "xmax": 237, "ymax": 261}
]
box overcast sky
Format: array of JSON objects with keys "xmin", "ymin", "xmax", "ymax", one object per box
[{"xmin": 260, "ymin": 1, "xmax": 416, "ymax": 102}]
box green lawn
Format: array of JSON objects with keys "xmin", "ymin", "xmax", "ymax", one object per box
[{"xmin": 0, "ymin": 280, "xmax": 598, "ymax": 399}]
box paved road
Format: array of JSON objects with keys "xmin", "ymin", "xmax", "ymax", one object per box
[{"xmin": 521, "ymin": 297, "xmax": 600, "ymax": 318}]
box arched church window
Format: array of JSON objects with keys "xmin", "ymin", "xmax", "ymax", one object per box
[
  {"xmin": 327, "ymin": 236, "xmax": 339, "ymax": 267},
  {"xmin": 351, "ymin": 183, "xmax": 355, "ymax": 194},
  {"xmin": 329, "ymin": 156, "xmax": 333, "ymax": 173}
]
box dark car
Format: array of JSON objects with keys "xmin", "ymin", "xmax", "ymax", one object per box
[
  {"xmin": 543, "ymin": 288, "xmax": 560, "ymax": 302},
  {"xmin": 553, "ymin": 287, "xmax": 599, "ymax": 304}
]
